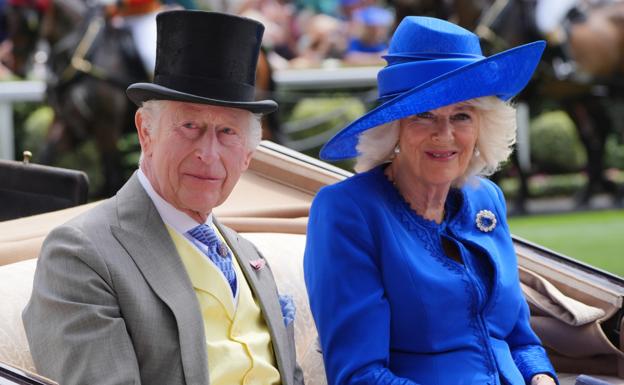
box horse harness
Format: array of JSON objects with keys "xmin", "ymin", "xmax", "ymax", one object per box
[{"xmin": 52, "ymin": 7, "xmax": 148, "ymax": 91}]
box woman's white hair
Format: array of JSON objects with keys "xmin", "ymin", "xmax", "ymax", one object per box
[
  {"xmin": 354, "ymin": 96, "xmax": 517, "ymax": 186},
  {"xmin": 138, "ymin": 99, "xmax": 263, "ymax": 149}
]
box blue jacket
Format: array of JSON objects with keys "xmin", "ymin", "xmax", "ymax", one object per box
[{"xmin": 304, "ymin": 166, "xmax": 557, "ymax": 385}]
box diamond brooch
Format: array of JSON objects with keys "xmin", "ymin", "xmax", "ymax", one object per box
[{"xmin": 475, "ymin": 209, "xmax": 497, "ymax": 232}]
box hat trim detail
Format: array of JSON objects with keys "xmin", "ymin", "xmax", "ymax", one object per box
[
  {"xmin": 384, "ymin": 52, "xmax": 485, "ymax": 62},
  {"xmin": 378, "ymin": 58, "xmax": 479, "ymax": 97},
  {"xmin": 155, "ymin": 73, "xmax": 256, "ymax": 102},
  {"xmin": 126, "ymin": 83, "xmax": 278, "ymax": 114}
]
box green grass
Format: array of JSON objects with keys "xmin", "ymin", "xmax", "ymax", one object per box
[{"xmin": 508, "ymin": 210, "xmax": 624, "ymax": 277}]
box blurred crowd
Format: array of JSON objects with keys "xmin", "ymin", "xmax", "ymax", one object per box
[
  {"xmin": 231, "ymin": 0, "xmax": 395, "ymax": 69},
  {"xmin": 0, "ymin": 0, "xmax": 401, "ymax": 80},
  {"xmin": 4, "ymin": 0, "xmax": 623, "ymax": 78},
  {"xmin": 2, "ymin": 0, "xmax": 623, "ymax": 209}
]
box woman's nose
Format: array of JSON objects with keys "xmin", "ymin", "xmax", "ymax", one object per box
[{"xmin": 432, "ymin": 120, "xmax": 453, "ymax": 142}]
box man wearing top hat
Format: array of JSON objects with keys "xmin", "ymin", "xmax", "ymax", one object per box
[{"xmin": 23, "ymin": 10, "xmax": 304, "ymax": 385}]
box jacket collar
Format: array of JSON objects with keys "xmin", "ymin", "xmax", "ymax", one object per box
[{"xmin": 110, "ymin": 173, "xmax": 209, "ymax": 385}]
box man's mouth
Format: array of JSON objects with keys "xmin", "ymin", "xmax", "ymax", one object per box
[{"xmin": 186, "ymin": 173, "xmax": 222, "ymax": 181}]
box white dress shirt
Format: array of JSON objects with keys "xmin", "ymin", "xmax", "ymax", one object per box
[{"xmin": 137, "ymin": 169, "xmax": 239, "ymax": 304}]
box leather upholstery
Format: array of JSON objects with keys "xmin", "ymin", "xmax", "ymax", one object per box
[
  {"xmin": 0, "ymin": 160, "xmax": 88, "ymax": 221},
  {"xmin": 0, "ymin": 231, "xmax": 622, "ymax": 385}
]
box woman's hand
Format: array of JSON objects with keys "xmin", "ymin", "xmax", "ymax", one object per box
[{"xmin": 531, "ymin": 373, "xmax": 557, "ymax": 385}]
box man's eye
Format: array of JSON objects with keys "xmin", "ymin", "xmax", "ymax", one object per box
[
  {"xmin": 220, "ymin": 127, "xmax": 236, "ymax": 135},
  {"xmin": 182, "ymin": 122, "xmax": 198, "ymax": 129}
]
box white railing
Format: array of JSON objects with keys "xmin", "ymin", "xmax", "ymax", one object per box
[
  {"xmin": 0, "ymin": 81, "xmax": 46, "ymax": 160},
  {"xmin": 0, "ymin": 68, "xmax": 381, "ymax": 160},
  {"xmin": 0, "ymin": 71, "xmax": 530, "ymax": 170},
  {"xmin": 273, "ymin": 66, "xmax": 380, "ymax": 90}
]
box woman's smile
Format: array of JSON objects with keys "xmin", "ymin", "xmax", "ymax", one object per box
[{"xmin": 425, "ymin": 150, "xmax": 458, "ymax": 161}]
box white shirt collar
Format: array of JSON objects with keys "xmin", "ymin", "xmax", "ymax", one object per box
[
  {"xmin": 137, "ymin": 169, "xmax": 212, "ymax": 234},
  {"xmin": 137, "ymin": 169, "xmax": 238, "ymax": 305}
]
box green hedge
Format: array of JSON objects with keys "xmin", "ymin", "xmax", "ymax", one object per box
[
  {"xmin": 530, "ymin": 110, "xmax": 586, "ymax": 173},
  {"xmin": 287, "ymin": 97, "xmax": 365, "ymax": 141},
  {"xmin": 530, "ymin": 111, "xmax": 587, "ymax": 174},
  {"xmin": 606, "ymin": 135, "xmax": 624, "ymax": 170}
]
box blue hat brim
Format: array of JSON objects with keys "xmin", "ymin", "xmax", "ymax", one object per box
[{"xmin": 319, "ymin": 40, "xmax": 546, "ymax": 160}]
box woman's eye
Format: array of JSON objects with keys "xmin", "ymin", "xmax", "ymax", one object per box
[
  {"xmin": 452, "ymin": 113, "xmax": 472, "ymax": 121},
  {"xmin": 415, "ymin": 112, "xmax": 433, "ymax": 119}
]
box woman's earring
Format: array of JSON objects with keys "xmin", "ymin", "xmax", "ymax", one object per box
[
  {"xmin": 474, "ymin": 147, "xmax": 480, "ymax": 157},
  {"xmin": 393, "ymin": 144, "xmax": 400, "ymax": 155}
]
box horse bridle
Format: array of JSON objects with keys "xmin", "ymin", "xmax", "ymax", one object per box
[
  {"xmin": 475, "ymin": 0, "xmax": 514, "ymax": 52},
  {"xmin": 49, "ymin": 1, "xmax": 145, "ymax": 90},
  {"xmin": 59, "ymin": 14, "xmax": 107, "ymax": 84}
]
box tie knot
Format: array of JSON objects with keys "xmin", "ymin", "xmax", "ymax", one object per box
[
  {"xmin": 187, "ymin": 223, "xmax": 237, "ymax": 296},
  {"xmin": 188, "ymin": 224, "xmax": 220, "ymax": 247}
]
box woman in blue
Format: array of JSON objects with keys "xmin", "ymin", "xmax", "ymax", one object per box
[{"xmin": 304, "ymin": 16, "xmax": 559, "ymax": 385}]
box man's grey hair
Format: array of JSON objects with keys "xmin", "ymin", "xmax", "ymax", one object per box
[
  {"xmin": 138, "ymin": 99, "xmax": 263, "ymax": 150},
  {"xmin": 354, "ymin": 96, "xmax": 517, "ymax": 186}
]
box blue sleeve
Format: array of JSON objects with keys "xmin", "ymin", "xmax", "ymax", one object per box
[
  {"xmin": 304, "ymin": 187, "xmax": 418, "ymax": 385},
  {"xmin": 507, "ymin": 299, "xmax": 559, "ymax": 384},
  {"xmin": 489, "ymin": 181, "xmax": 559, "ymax": 384}
]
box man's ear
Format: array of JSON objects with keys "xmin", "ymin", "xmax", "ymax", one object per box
[
  {"xmin": 242, "ymin": 149, "xmax": 253, "ymax": 170},
  {"xmin": 135, "ymin": 110, "xmax": 152, "ymax": 156}
]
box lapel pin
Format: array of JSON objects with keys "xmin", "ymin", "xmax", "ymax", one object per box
[
  {"xmin": 475, "ymin": 209, "xmax": 497, "ymax": 233},
  {"xmin": 249, "ymin": 258, "xmax": 266, "ymax": 270},
  {"xmin": 217, "ymin": 242, "xmax": 229, "ymax": 258}
]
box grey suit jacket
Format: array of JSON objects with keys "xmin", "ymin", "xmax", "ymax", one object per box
[{"xmin": 23, "ymin": 174, "xmax": 304, "ymax": 385}]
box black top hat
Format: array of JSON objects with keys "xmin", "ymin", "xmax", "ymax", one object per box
[{"xmin": 126, "ymin": 10, "xmax": 277, "ymax": 114}]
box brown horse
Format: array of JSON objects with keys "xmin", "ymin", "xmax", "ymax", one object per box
[
  {"xmin": 565, "ymin": 2, "xmax": 624, "ymax": 78},
  {"xmin": 476, "ymin": 0, "xmax": 623, "ymax": 210},
  {"xmin": 7, "ymin": 1, "xmax": 278, "ymax": 197},
  {"xmin": 7, "ymin": 0, "xmax": 149, "ymax": 197}
]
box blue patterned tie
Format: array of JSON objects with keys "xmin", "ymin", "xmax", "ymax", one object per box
[{"xmin": 187, "ymin": 224, "xmax": 237, "ymax": 297}]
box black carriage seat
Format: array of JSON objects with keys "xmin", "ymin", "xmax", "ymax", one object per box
[{"xmin": 0, "ymin": 157, "xmax": 88, "ymax": 221}]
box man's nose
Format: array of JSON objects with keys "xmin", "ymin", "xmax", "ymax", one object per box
[{"xmin": 196, "ymin": 131, "xmax": 219, "ymax": 162}]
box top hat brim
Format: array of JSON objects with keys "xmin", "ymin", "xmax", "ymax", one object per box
[
  {"xmin": 127, "ymin": 83, "xmax": 278, "ymax": 114},
  {"xmin": 319, "ymin": 41, "xmax": 546, "ymax": 161}
]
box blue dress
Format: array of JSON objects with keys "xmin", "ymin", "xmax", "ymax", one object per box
[{"xmin": 304, "ymin": 166, "xmax": 558, "ymax": 385}]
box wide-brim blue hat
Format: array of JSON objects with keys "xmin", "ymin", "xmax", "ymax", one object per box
[{"xmin": 320, "ymin": 16, "xmax": 546, "ymax": 160}]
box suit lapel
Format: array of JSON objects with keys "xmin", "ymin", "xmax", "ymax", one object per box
[
  {"xmin": 110, "ymin": 174, "xmax": 209, "ymax": 385},
  {"xmin": 215, "ymin": 219, "xmax": 295, "ymax": 385}
]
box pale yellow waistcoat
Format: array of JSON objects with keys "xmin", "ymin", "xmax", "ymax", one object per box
[{"xmin": 167, "ymin": 227, "xmax": 281, "ymax": 385}]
